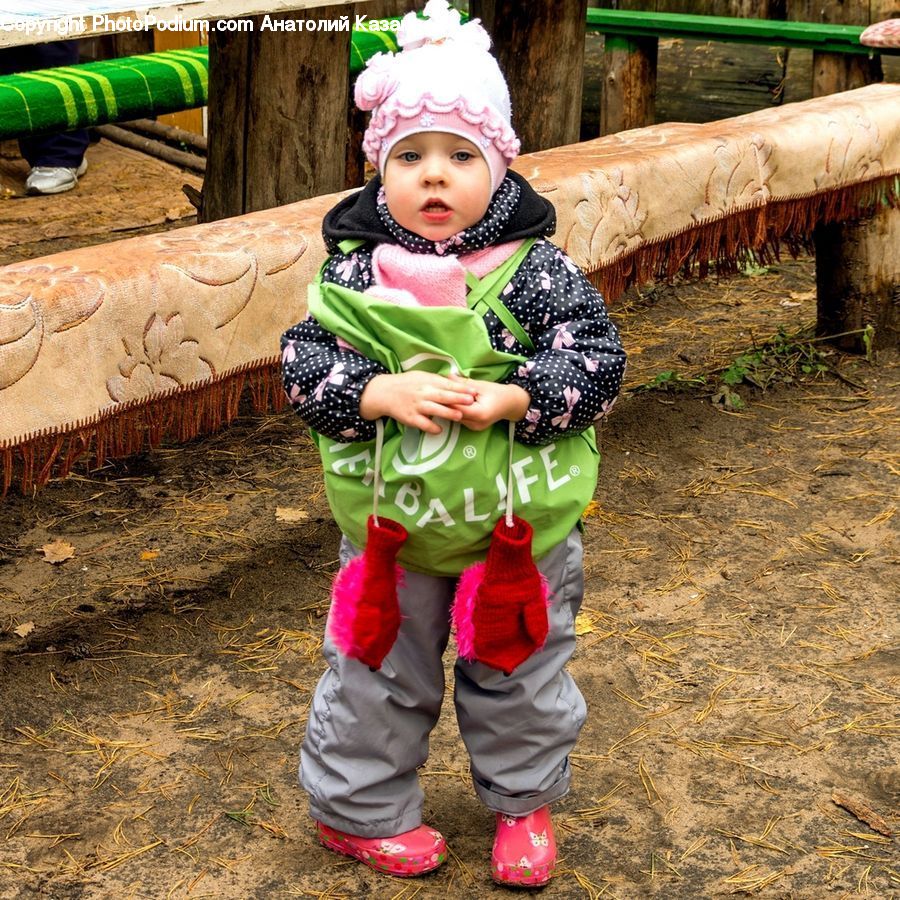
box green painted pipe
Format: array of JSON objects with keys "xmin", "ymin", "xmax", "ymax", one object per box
[
  {"xmin": 587, "ymin": 9, "xmax": 899, "ymax": 57},
  {"xmin": 0, "ymin": 17, "xmax": 407, "ymax": 141},
  {"xmin": 0, "ymin": 47, "xmax": 208, "ymax": 141}
]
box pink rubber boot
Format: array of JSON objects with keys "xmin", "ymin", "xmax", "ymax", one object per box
[
  {"xmin": 316, "ymin": 821, "xmax": 447, "ymax": 877},
  {"xmin": 491, "ymin": 806, "xmax": 556, "ymax": 887}
]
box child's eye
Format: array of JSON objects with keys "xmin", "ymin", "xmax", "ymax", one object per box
[
  {"xmin": 453, "ymin": 151, "xmax": 474, "ymax": 162},
  {"xmin": 397, "ymin": 151, "xmax": 420, "ymax": 163}
]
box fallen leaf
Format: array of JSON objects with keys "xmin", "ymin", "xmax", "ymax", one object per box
[
  {"xmin": 582, "ymin": 500, "xmax": 601, "ymax": 518},
  {"xmin": 276, "ymin": 507, "xmax": 309, "ymax": 523},
  {"xmin": 575, "ymin": 612, "xmax": 595, "ymax": 636},
  {"xmin": 141, "ymin": 550, "xmax": 160, "ymax": 561},
  {"xmin": 14, "ymin": 621, "xmax": 35, "ymax": 638},
  {"xmin": 40, "ymin": 540, "xmax": 75, "ymax": 564}
]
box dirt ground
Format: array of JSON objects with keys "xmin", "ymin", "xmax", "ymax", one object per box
[
  {"xmin": 1, "ymin": 234, "xmax": 897, "ymax": 897},
  {"xmin": 0, "ymin": 139, "xmax": 201, "ymax": 255}
]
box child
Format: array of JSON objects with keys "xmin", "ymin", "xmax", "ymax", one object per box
[{"xmin": 281, "ymin": 0, "xmax": 625, "ymax": 886}]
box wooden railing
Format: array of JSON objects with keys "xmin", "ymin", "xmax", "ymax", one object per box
[
  {"xmin": 588, "ymin": 8, "xmax": 896, "ymax": 134},
  {"xmin": 586, "ymin": 9, "xmax": 898, "ymax": 55}
]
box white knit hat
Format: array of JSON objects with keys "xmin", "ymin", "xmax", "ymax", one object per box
[{"xmin": 355, "ymin": 0, "xmax": 520, "ymax": 193}]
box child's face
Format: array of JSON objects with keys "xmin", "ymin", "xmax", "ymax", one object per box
[{"xmin": 383, "ymin": 132, "xmax": 492, "ymax": 242}]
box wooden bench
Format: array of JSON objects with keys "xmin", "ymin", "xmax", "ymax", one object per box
[
  {"xmin": 1, "ymin": 83, "xmax": 897, "ymax": 495},
  {"xmin": 589, "ymin": 9, "xmax": 899, "ymax": 134}
]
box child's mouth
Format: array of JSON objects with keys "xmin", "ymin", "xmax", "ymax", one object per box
[{"xmin": 421, "ymin": 200, "xmax": 452, "ymax": 222}]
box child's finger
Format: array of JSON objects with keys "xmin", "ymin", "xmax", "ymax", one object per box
[
  {"xmin": 457, "ymin": 415, "xmax": 490, "ymax": 432},
  {"xmin": 445, "ymin": 372, "xmax": 478, "ymax": 399},
  {"xmin": 424, "ymin": 402, "xmax": 465, "ymax": 420},
  {"xmin": 441, "ymin": 389, "xmax": 474, "ymax": 406},
  {"xmin": 407, "ymin": 413, "xmax": 445, "ymax": 434},
  {"xmin": 404, "ymin": 401, "xmax": 464, "ymax": 430}
]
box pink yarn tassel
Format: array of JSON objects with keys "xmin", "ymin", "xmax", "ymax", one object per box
[{"xmin": 451, "ymin": 561, "xmax": 485, "ymax": 661}]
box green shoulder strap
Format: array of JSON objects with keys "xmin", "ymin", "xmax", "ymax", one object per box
[
  {"xmin": 322, "ymin": 237, "xmax": 537, "ymax": 352},
  {"xmin": 465, "ymin": 238, "xmax": 537, "ymax": 351},
  {"xmin": 312, "ymin": 239, "xmax": 367, "ymax": 284}
]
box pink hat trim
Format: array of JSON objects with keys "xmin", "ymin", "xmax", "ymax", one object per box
[{"xmin": 363, "ymin": 94, "xmax": 520, "ymax": 194}]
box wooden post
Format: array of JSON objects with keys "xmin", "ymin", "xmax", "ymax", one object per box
[
  {"xmin": 787, "ymin": 1, "xmax": 891, "ymax": 350},
  {"xmin": 595, "ymin": 0, "xmax": 658, "ymax": 136},
  {"xmin": 202, "ymin": 8, "xmax": 352, "ymax": 223},
  {"xmin": 785, "ymin": 0, "xmax": 882, "ymax": 98},
  {"xmin": 600, "ymin": 35, "xmax": 657, "ymax": 135},
  {"xmin": 471, "ymin": 0, "xmax": 588, "ymax": 153},
  {"xmin": 596, "ymin": 0, "xmax": 788, "ymax": 136},
  {"xmin": 815, "ymin": 206, "xmax": 900, "ymax": 352},
  {"xmin": 201, "ymin": 24, "xmax": 249, "ymax": 221},
  {"xmin": 810, "ymin": 52, "xmax": 882, "ymax": 97}
]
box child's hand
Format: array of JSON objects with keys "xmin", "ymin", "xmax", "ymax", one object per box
[
  {"xmin": 360, "ymin": 372, "xmax": 476, "ymax": 434},
  {"xmin": 447, "ymin": 374, "xmax": 530, "ymax": 431}
]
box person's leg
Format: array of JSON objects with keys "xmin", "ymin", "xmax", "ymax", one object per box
[
  {"xmin": 454, "ymin": 527, "xmax": 586, "ymax": 886},
  {"xmin": 454, "ymin": 528, "xmax": 587, "ymax": 813},
  {"xmin": 302, "ymin": 536, "xmax": 455, "ymax": 838},
  {"xmin": 19, "ymin": 41, "xmax": 90, "ymax": 169},
  {"xmin": 0, "ymin": 47, "xmax": 26, "ymax": 77}
]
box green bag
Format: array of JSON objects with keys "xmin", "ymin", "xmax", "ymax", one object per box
[{"xmin": 307, "ymin": 240, "xmax": 599, "ymax": 576}]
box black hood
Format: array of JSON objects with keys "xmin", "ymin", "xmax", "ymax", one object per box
[{"xmin": 322, "ymin": 170, "xmax": 556, "ymax": 253}]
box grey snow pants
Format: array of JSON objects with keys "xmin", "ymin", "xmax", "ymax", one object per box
[{"xmin": 300, "ymin": 528, "xmax": 587, "ymax": 837}]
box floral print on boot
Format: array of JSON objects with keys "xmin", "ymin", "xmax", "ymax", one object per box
[
  {"xmin": 492, "ymin": 806, "xmax": 556, "ymax": 887},
  {"xmin": 316, "ymin": 821, "xmax": 447, "ymax": 877}
]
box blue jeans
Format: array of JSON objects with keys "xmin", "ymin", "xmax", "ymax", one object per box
[{"xmin": 0, "ymin": 40, "xmax": 90, "ymax": 168}]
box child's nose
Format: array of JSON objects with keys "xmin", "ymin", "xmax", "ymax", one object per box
[{"xmin": 421, "ymin": 158, "xmax": 447, "ymax": 185}]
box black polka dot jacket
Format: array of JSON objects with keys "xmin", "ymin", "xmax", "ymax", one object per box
[{"xmin": 281, "ymin": 172, "xmax": 626, "ymax": 446}]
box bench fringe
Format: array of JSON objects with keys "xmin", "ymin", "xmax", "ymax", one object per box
[
  {"xmin": 1, "ymin": 362, "xmax": 285, "ymax": 498},
  {"xmin": 586, "ymin": 174, "xmax": 900, "ymax": 300}
]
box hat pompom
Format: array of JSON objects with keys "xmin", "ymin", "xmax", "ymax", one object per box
[
  {"xmin": 355, "ymin": 53, "xmax": 399, "ymax": 111},
  {"xmin": 458, "ymin": 18, "xmax": 492, "ymax": 53},
  {"xmin": 399, "ymin": 0, "xmax": 461, "ymax": 50},
  {"xmin": 398, "ymin": 0, "xmax": 491, "ymax": 53}
]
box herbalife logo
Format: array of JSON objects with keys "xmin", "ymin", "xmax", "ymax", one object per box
[
  {"xmin": 392, "ymin": 418, "xmax": 461, "ymax": 475},
  {"xmin": 391, "ymin": 352, "xmax": 464, "ymax": 476}
]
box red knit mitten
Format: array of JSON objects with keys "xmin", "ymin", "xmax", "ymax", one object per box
[
  {"xmin": 329, "ymin": 515, "xmax": 408, "ymax": 670},
  {"xmin": 452, "ymin": 516, "xmax": 549, "ymax": 675}
]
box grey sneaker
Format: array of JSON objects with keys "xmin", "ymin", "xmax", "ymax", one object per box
[{"xmin": 25, "ymin": 158, "xmax": 88, "ymax": 195}]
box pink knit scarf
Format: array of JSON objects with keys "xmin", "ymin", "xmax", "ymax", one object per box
[{"xmin": 367, "ymin": 240, "xmax": 524, "ymax": 308}]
